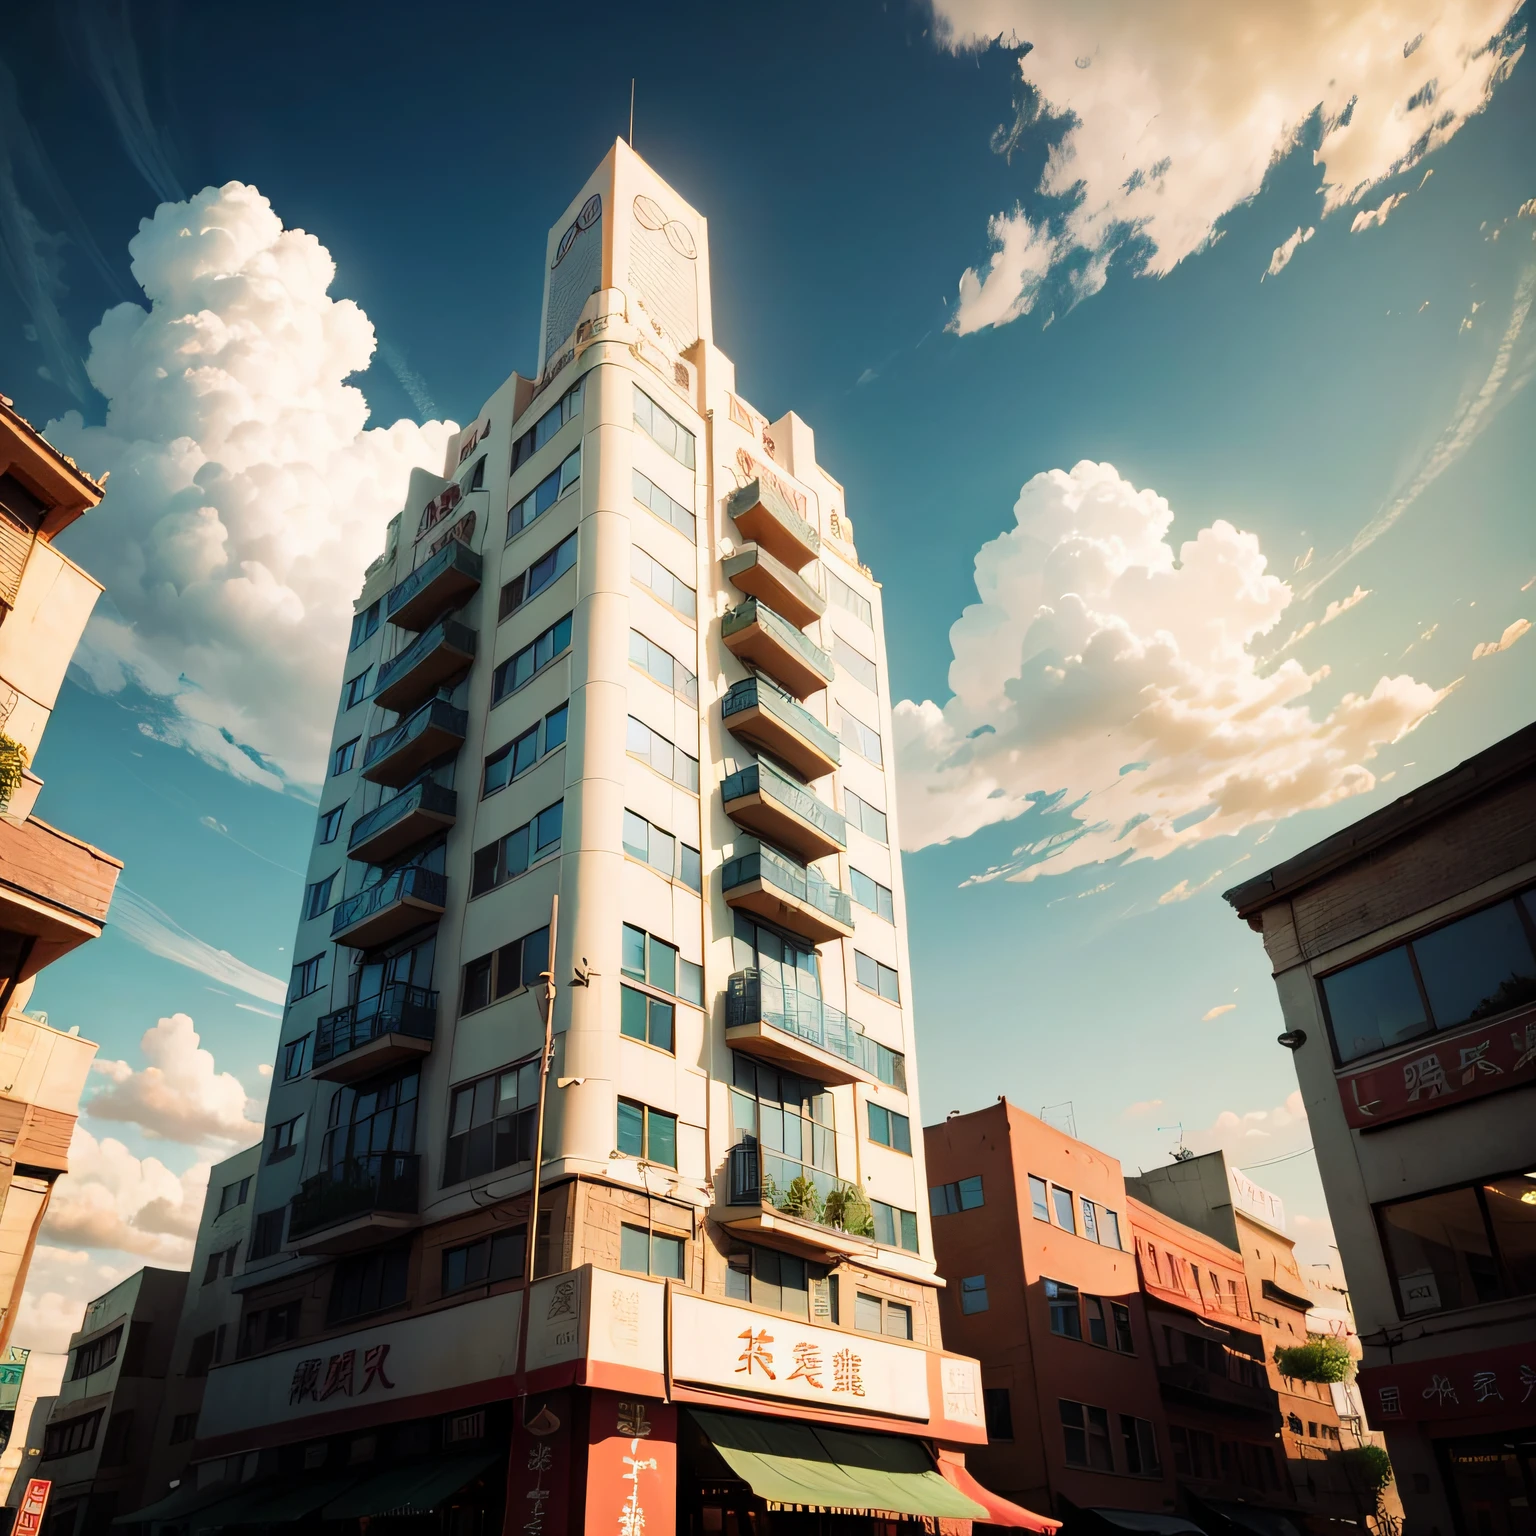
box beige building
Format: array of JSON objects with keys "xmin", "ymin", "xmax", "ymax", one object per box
[
  {"xmin": 135, "ymin": 143, "xmax": 1025, "ymax": 1536},
  {"xmin": 1225, "ymin": 724, "xmax": 1536, "ymax": 1534}
]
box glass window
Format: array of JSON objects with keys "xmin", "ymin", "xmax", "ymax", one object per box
[
  {"xmin": 442, "ymin": 1226, "xmax": 530, "ymax": 1294},
  {"xmin": 1084, "ymin": 1295, "xmax": 1109, "ymax": 1346},
  {"xmin": 629, "ymin": 629, "xmax": 699, "ymax": 703},
  {"xmin": 633, "ymin": 469, "xmax": 697, "ymax": 541},
  {"xmin": 850, "ymin": 869, "xmax": 895, "ymax": 923},
  {"xmin": 960, "ymin": 1275, "xmax": 989, "ymax": 1314},
  {"xmin": 1121, "ymin": 1416, "xmax": 1161, "ymax": 1477},
  {"xmin": 983, "ymin": 1387, "xmax": 1013, "ymax": 1442},
  {"xmin": 281, "ymin": 1034, "xmax": 312, "ymax": 1081},
  {"xmin": 508, "ymin": 449, "xmax": 581, "ymax": 541},
  {"xmin": 855, "ymin": 1292, "xmax": 884, "ymax": 1333},
  {"xmin": 885, "ymin": 1301, "xmax": 913, "ymax": 1339},
  {"xmin": 1413, "ymin": 900, "xmax": 1536, "ymax": 1031},
  {"xmin": 854, "ymin": 950, "xmax": 900, "ymax": 1002},
  {"xmin": 461, "ymin": 926, "xmax": 549, "ymax": 1013},
  {"xmin": 500, "ymin": 531, "xmax": 577, "ymax": 620},
  {"xmin": 634, "ymin": 386, "xmax": 696, "ymax": 467},
  {"xmin": 827, "ymin": 569, "xmax": 873, "ymax": 627},
  {"xmin": 616, "ymin": 1100, "xmax": 676, "ymax": 1166},
  {"xmin": 317, "ymin": 805, "xmax": 345, "ymax": 844},
  {"xmin": 833, "ymin": 634, "xmax": 877, "ymax": 692},
  {"xmin": 728, "ymin": 1243, "xmax": 837, "ymax": 1321},
  {"xmin": 621, "ymin": 984, "xmax": 674, "ymax": 1052},
  {"xmin": 470, "ymin": 801, "xmax": 562, "ymax": 896},
  {"xmin": 491, "ymin": 614, "xmax": 573, "ymax": 705},
  {"xmin": 328, "ymin": 1247, "xmax": 409, "ymax": 1324},
  {"xmin": 349, "ymin": 600, "xmax": 380, "ymax": 651},
  {"xmin": 510, "ymin": 377, "xmax": 583, "ymax": 473},
  {"xmin": 1321, "ymin": 946, "xmax": 1430, "ymax": 1062},
  {"xmin": 1081, "ymin": 1199, "xmax": 1100, "ymax": 1243},
  {"xmin": 839, "ymin": 707, "xmax": 883, "ymax": 765},
  {"xmin": 443, "ymin": 1059, "xmax": 539, "ymax": 1185},
  {"xmin": 626, "ymin": 716, "xmax": 699, "ymax": 791},
  {"xmin": 1379, "ymin": 1183, "xmax": 1500, "ymax": 1314},
  {"xmin": 288, "ymin": 954, "xmax": 323, "ymax": 1001},
  {"xmin": 631, "ymin": 546, "xmax": 697, "ymax": 619},
  {"xmin": 731, "ymin": 1053, "xmax": 837, "ymax": 1203},
  {"xmin": 343, "ymin": 669, "xmax": 370, "ymax": 709},
  {"xmin": 871, "ymin": 1199, "xmax": 920, "ymax": 1252},
  {"xmin": 1102, "ymin": 1208, "xmax": 1123, "ymax": 1250},
  {"xmin": 1051, "ymin": 1185, "xmax": 1077, "ymax": 1232},
  {"xmin": 331, "ymin": 738, "xmax": 358, "ymax": 776},
  {"xmin": 1046, "ymin": 1278, "xmax": 1081, "ymax": 1337},
  {"xmin": 1029, "ymin": 1174, "xmax": 1051, "ymax": 1222},
  {"xmin": 619, "ymin": 1223, "xmax": 684, "ymax": 1278},
  {"xmin": 867, "ymin": 1102, "xmax": 912, "ymax": 1153},
  {"xmin": 1058, "ymin": 1400, "xmax": 1113, "ymax": 1471},
  {"xmin": 845, "ymin": 788, "xmax": 888, "ymax": 845},
  {"xmin": 1485, "ymin": 1175, "xmax": 1536, "ymax": 1296},
  {"xmin": 1111, "ymin": 1301, "xmax": 1134, "ymax": 1352}
]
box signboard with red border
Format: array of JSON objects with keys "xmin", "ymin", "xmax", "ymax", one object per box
[
  {"xmin": 15, "ymin": 1479, "xmax": 50, "ymax": 1536},
  {"xmin": 1359, "ymin": 1337, "xmax": 1536, "ymax": 1424}
]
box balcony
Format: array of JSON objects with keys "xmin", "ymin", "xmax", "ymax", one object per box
[
  {"xmin": 288, "ymin": 1153, "xmax": 420, "ymax": 1254},
  {"xmin": 313, "ymin": 983, "xmax": 438, "ymax": 1083},
  {"xmin": 385, "ymin": 540, "xmax": 482, "ymax": 631},
  {"xmin": 722, "ymin": 599, "xmax": 834, "ymax": 701},
  {"xmin": 722, "ymin": 758, "xmax": 846, "ymax": 864},
  {"xmin": 348, "ymin": 781, "xmax": 458, "ymax": 865},
  {"xmin": 361, "ymin": 698, "xmax": 468, "ymax": 787},
  {"xmin": 727, "ymin": 969, "xmax": 883, "ymax": 1086},
  {"xmin": 722, "ymin": 677, "xmax": 839, "ymax": 782},
  {"xmin": 726, "ymin": 478, "xmax": 821, "ymax": 571},
  {"xmin": 722, "ymin": 845, "xmax": 853, "ymax": 945},
  {"xmin": 331, "ymin": 866, "xmax": 446, "ymax": 949},
  {"xmin": 372, "ymin": 617, "xmax": 476, "ymax": 713},
  {"xmin": 724, "ymin": 543, "xmax": 825, "ymax": 630},
  {"xmin": 722, "ymin": 1141, "xmax": 876, "ymax": 1261},
  {"xmin": 1156, "ymin": 1361, "xmax": 1282, "ymax": 1425}
]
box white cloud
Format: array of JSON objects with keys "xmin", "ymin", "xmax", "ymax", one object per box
[
  {"xmin": 1276, "ymin": 584, "xmax": 1373, "ymax": 654},
  {"xmin": 1472, "ymin": 617, "xmax": 1531, "ymax": 658},
  {"xmin": 1122, "ymin": 1098, "xmax": 1164, "ymax": 1119},
  {"xmin": 1264, "ymin": 226, "xmax": 1314, "ymax": 281},
  {"xmin": 1202, "ymin": 1002, "xmax": 1237, "ymax": 1021},
  {"xmin": 893, "ymin": 460, "xmax": 1447, "ymax": 877},
  {"xmin": 48, "ymin": 181, "xmax": 455, "ymax": 788},
  {"xmin": 88, "ymin": 1012, "xmax": 266, "ymax": 1145},
  {"xmin": 931, "ymin": 0, "xmax": 1524, "ymax": 329},
  {"xmin": 1351, "ymin": 190, "xmax": 1411, "ymax": 232},
  {"xmin": 109, "ymin": 884, "xmax": 287, "ymax": 1003},
  {"xmin": 1190, "ymin": 1089, "xmax": 1309, "ymax": 1156},
  {"xmin": 952, "ymin": 207, "xmax": 1056, "ymax": 335}
]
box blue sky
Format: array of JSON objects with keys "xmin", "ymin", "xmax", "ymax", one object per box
[{"xmin": 2, "ymin": 0, "xmax": 1532, "ymax": 1343}]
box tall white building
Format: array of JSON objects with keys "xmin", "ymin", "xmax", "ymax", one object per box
[{"xmin": 156, "ymin": 144, "xmax": 1020, "ymax": 1536}]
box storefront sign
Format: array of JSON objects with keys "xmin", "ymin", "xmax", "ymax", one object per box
[
  {"xmin": 15, "ymin": 1479, "xmax": 49, "ymax": 1536},
  {"xmin": 199, "ymin": 1288, "xmax": 522, "ymax": 1438},
  {"xmin": 670, "ymin": 1293, "xmax": 930, "ymax": 1420},
  {"xmin": 1338, "ymin": 1011, "xmax": 1536, "ymax": 1129},
  {"xmin": 524, "ymin": 1267, "xmax": 666, "ymax": 1378},
  {"xmin": 584, "ymin": 1392, "xmax": 675, "ymax": 1536},
  {"xmin": 1229, "ymin": 1167, "xmax": 1287, "ymax": 1234},
  {"xmin": 939, "ymin": 1356, "xmax": 984, "ymax": 1430},
  {"xmin": 1360, "ymin": 1337, "xmax": 1536, "ymax": 1424},
  {"xmin": 508, "ymin": 1388, "xmax": 572, "ymax": 1536}
]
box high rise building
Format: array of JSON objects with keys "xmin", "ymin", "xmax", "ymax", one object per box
[{"xmin": 152, "ymin": 144, "xmax": 1036, "ymax": 1535}]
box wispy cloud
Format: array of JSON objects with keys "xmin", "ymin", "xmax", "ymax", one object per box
[
  {"xmin": 1263, "ymin": 226, "xmax": 1313, "ymax": 281},
  {"xmin": 1350, "ymin": 191, "xmax": 1409, "ymax": 233},
  {"xmin": 378, "ymin": 341, "xmax": 439, "ymax": 420},
  {"xmin": 1202, "ymin": 1002, "xmax": 1237, "ymax": 1021},
  {"xmin": 109, "ymin": 885, "xmax": 286, "ymax": 1005},
  {"xmin": 1472, "ymin": 618, "xmax": 1531, "ymax": 659}
]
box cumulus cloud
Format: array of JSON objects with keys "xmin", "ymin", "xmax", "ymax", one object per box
[
  {"xmin": 109, "ymin": 884, "xmax": 287, "ymax": 1003},
  {"xmin": 894, "ymin": 461, "xmax": 1447, "ymax": 878},
  {"xmin": 88, "ymin": 1013, "xmax": 266, "ymax": 1144},
  {"xmin": 931, "ymin": 0, "xmax": 1524, "ymax": 331},
  {"xmin": 1264, "ymin": 226, "xmax": 1314, "ymax": 281},
  {"xmin": 1472, "ymin": 617, "xmax": 1531, "ymax": 658},
  {"xmin": 1189, "ymin": 1089, "xmax": 1309, "ymax": 1157},
  {"xmin": 1351, "ymin": 190, "xmax": 1411, "ymax": 232},
  {"xmin": 48, "ymin": 181, "xmax": 455, "ymax": 788}
]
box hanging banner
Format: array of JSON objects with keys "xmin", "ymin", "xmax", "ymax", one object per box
[
  {"xmin": 15, "ymin": 1479, "xmax": 50, "ymax": 1536},
  {"xmin": 583, "ymin": 1392, "xmax": 676, "ymax": 1536},
  {"xmin": 506, "ymin": 1389, "xmax": 573, "ymax": 1536}
]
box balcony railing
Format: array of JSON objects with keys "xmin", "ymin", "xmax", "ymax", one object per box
[
  {"xmin": 722, "ymin": 677, "xmax": 839, "ymax": 779},
  {"xmin": 385, "ymin": 539, "xmax": 482, "ymax": 631},
  {"xmin": 331, "ymin": 866, "xmax": 446, "ymax": 947},
  {"xmin": 725, "ymin": 1141, "xmax": 877, "ymax": 1253},
  {"xmin": 347, "ymin": 781, "xmax": 458, "ymax": 864},
  {"xmin": 722, "ymin": 758, "xmax": 846, "ymax": 862},
  {"xmin": 723, "ymin": 543, "xmax": 825, "ymax": 630},
  {"xmin": 289, "ymin": 1153, "xmax": 420, "ymax": 1243},
  {"xmin": 372, "ymin": 617, "xmax": 476, "ymax": 713},
  {"xmin": 726, "ymin": 479, "xmax": 821, "ymax": 571},
  {"xmin": 722, "ymin": 845, "xmax": 853, "ymax": 941},
  {"xmin": 361, "ymin": 698, "xmax": 468, "ymax": 786},
  {"xmin": 314, "ymin": 983, "xmax": 437, "ymax": 1071},
  {"xmin": 721, "ymin": 599, "xmax": 834, "ymax": 699},
  {"xmin": 727, "ymin": 968, "xmax": 882, "ymax": 1080}
]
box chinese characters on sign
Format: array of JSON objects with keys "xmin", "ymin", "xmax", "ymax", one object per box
[
  {"xmin": 289, "ymin": 1344, "xmax": 394, "ymax": 1405},
  {"xmin": 1362, "ymin": 1340, "xmax": 1536, "ymax": 1423},
  {"xmin": 733, "ymin": 1328, "xmax": 866, "ymax": 1400},
  {"xmin": 15, "ymin": 1480, "xmax": 49, "ymax": 1536}
]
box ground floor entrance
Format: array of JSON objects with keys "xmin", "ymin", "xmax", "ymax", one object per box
[{"xmin": 1441, "ymin": 1431, "xmax": 1536, "ymax": 1535}]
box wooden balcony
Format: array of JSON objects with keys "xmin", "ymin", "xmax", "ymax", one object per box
[
  {"xmin": 721, "ymin": 599, "xmax": 834, "ymax": 701},
  {"xmin": 723, "ymin": 544, "xmax": 825, "ymax": 630}
]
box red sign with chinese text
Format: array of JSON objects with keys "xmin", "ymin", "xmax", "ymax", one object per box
[
  {"xmin": 15, "ymin": 1479, "xmax": 50, "ymax": 1536},
  {"xmin": 1359, "ymin": 1337, "xmax": 1536, "ymax": 1424},
  {"xmin": 504, "ymin": 1390, "xmax": 572, "ymax": 1536},
  {"xmin": 1337, "ymin": 1007, "xmax": 1536, "ymax": 1129},
  {"xmin": 584, "ymin": 1392, "xmax": 676, "ymax": 1536}
]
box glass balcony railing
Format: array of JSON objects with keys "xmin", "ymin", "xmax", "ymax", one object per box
[
  {"xmin": 722, "ymin": 599, "xmax": 834, "ymax": 687},
  {"xmin": 314, "ymin": 982, "xmax": 437, "ymax": 1070},
  {"xmin": 722, "ymin": 846, "xmax": 853, "ymax": 930},
  {"xmin": 726, "ymin": 479, "xmax": 821, "ymax": 570},
  {"xmin": 725, "ymin": 1140, "xmax": 875, "ymax": 1244},
  {"xmin": 289, "ymin": 1152, "xmax": 420, "ymax": 1242},
  {"xmin": 361, "ymin": 698, "xmax": 467, "ymax": 781},
  {"xmin": 727, "ymin": 968, "xmax": 882, "ymax": 1078},
  {"xmin": 723, "ymin": 544, "xmax": 825, "ymax": 629},
  {"xmin": 348, "ymin": 781, "xmax": 458, "ymax": 857},
  {"xmin": 373, "ymin": 617, "xmax": 476, "ymax": 710},
  {"xmin": 331, "ymin": 866, "xmax": 446, "ymax": 942},
  {"xmin": 722, "ymin": 759, "xmax": 846, "ymax": 847},
  {"xmin": 722, "ymin": 678, "xmax": 840, "ymax": 768},
  {"xmin": 385, "ymin": 540, "xmax": 482, "ymax": 629}
]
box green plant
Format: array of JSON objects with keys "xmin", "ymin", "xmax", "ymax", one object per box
[
  {"xmin": 1339, "ymin": 1444, "xmax": 1394, "ymax": 1510},
  {"xmin": 1274, "ymin": 1336, "xmax": 1352, "ymax": 1383},
  {"xmin": 778, "ymin": 1175, "xmax": 824, "ymax": 1223},
  {"xmin": 824, "ymin": 1183, "xmax": 874, "ymax": 1236},
  {"xmin": 0, "ymin": 734, "xmax": 29, "ymax": 811}
]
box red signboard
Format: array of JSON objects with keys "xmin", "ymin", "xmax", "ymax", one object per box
[
  {"xmin": 583, "ymin": 1392, "xmax": 676, "ymax": 1536},
  {"xmin": 1359, "ymin": 1337, "xmax": 1536, "ymax": 1425},
  {"xmin": 1337, "ymin": 1008, "xmax": 1536, "ymax": 1129},
  {"xmin": 504, "ymin": 1389, "xmax": 572, "ymax": 1536},
  {"xmin": 15, "ymin": 1479, "xmax": 50, "ymax": 1536}
]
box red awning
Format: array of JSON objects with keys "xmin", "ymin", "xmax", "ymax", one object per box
[{"xmin": 935, "ymin": 1455, "xmax": 1062, "ymax": 1532}]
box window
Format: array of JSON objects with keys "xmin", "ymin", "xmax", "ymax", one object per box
[
  {"xmin": 623, "ymin": 810, "xmax": 701, "ymax": 891},
  {"xmin": 483, "ymin": 706, "xmax": 568, "ymax": 795},
  {"xmin": 349, "ymin": 600, "xmax": 380, "ymax": 651},
  {"xmin": 1378, "ymin": 1169, "xmax": 1536, "ymax": 1315},
  {"xmin": 1171, "ymin": 1425, "xmax": 1219, "ymax": 1479},
  {"xmin": 1046, "ymin": 1278, "xmax": 1081, "ymax": 1338},
  {"xmin": 99, "ymin": 1409, "xmax": 134, "ymax": 1467},
  {"xmin": 463, "ymin": 454, "xmax": 486, "ymax": 492},
  {"xmin": 500, "ymin": 531, "xmax": 576, "ymax": 620},
  {"xmin": 867, "ymin": 1102, "xmax": 912, "ymax": 1153},
  {"xmin": 622, "ymin": 924, "xmax": 704, "ymax": 1005},
  {"xmin": 855, "ymin": 1292, "xmax": 883, "ymax": 1332},
  {"xmin": 616, "ymin": 1099, "xmax": 677, "ymax": 1166},
  {"xmin": 854, "ymin": 1292, "xmax": 911, "ymax": 1337},
  {"xmin": 931, "ymin": 1176, "xmax": 985, "ymax": 1215},
  {"xmin": 631, "ymin": 546, "xmax": 696, "ymax": 619},
  {"xmin": 289, "ymin": 954, "xmax": 323, "ymax": 1001},
  {"xmin": 268, "ymin": 1114, "xmax": 303, "ymax": 1163},
  {"xmin": 237, "ymin": 1299, "xmax": 300, "ymax": 1357},
  {"xmin": 627, "ymin": 716, "xmax": 699, "ymax": 791},
  {"xmin": 461, "ymin": 926, "xmax": 550, "ymax": 1014},
  {"xmin": 1060, "ymin": 1399, "xmax": 1114, "ymax": 1471},
  {"xmin": 303, "ymin": 876, "xmax": 335, "ymax": 920},
  {"xmin": 629, "ymin": 629, "xmax": 698, "ymax": 703},
  {"xmin": 1029, "ymin": 1174, "xmax": 1051, "ymax": 1222},
  {"xmin": 633, "ymin": 469, "xmax": 696, "ymax": 541},
  {"xmin": 71, "ymin": 1327, "xmax": 122, "ymax": 1380},
  {"xmin": 169, "ymin": 1412, "xmax": 199, "ymax": 1445},
  {"xmin": 1081, "ymin": 1199, "xmax": 1100, "ymax": 1243},
  {"xmin": 328, "ymin": 1247, "xmax": 409, "ymax": 1324},
  {"xmin": 731, "ymin": 1053, "xmax": 836, "ymax": 1201},
  {"xmin": 1051, "ymin": 1184, "xmax": 1077, "ymax": 1232},
  {"xmin": 343, "ymin": 669, "xmax": 370, "ymax": 709},
  {"xmin": 840, "ymin": 707, "xmax": 883, "ymax": 765},
  {"xmin": 507, "ymin": 448, "xmax": 580, "ymax": 540},
  {"xmin": 619, "ymin": 1223, "xmax": 685, "ymax": 1279},
  {"xmin": 492, "ymin": 613, "xmax": 572, "ymax": 703},
  {"xmin": 511, "ymin": 376, "xmax": 583, "ymax": 474},
  {"xmin": 204, "ymin": 1244, "xmax": 239, "ymax": 1283},
  {"xmin": 1319, "ymin": 888, "xmax": 1536, "ymax": 1063},
  {"xmin": 1121, "ymin": 1416, "xmax": 1161, "ymax": 1476},
  {"xmin": 1102, "ymin": 1208, "xmax": 1123, "ymax": 1250},
  {"xmin": 217, "ymin": 1176, "xmax": 252, "ymax": 1217},
  {"xmin": 634, "ymin": 386, "xmax": 696, "ymax": 467},
  {"xmin": 833, "ymin": 634, "xmax": 877, "ymax": 692},
  {"xmin": 960, "ymin": 1274, "xmax": 989, "ymax": 1314},
  {"xmin": 845, "ymin": 788, "xmax": 888, "ymax": 844},
  {"xmin": 471, "ymin": 800, "xmax": 563, "ymax": 896},
  {"xmin": 872, "ymin": 1199, "xmax": 920, "ymax": 1252},
  {"xmin": 330, "ymin": 738, "xmax": 358, "ymax": 776},
  {"xmin": 850, "ymin": 869, "xmax": 895, "ymax": 923},
  {"xmin": 622, "ymin": 984, "xmax": 674, "ymax": 1051},
  {"xmin": 1084, "ymin": 1294, "xmax": 1109, "ymax": 1346},
  {"xmin": 444, "ymin": 1058, "xmax": 540, "ymax": 1184},
  {"xmin": 317, "ymin": 804, "xmax": 345, "ymax": 844},
  {"xmin": 983, "ymin": 1387, "xmax": 1014, "ymax": 1442},
  {"xmin": 725, "ymin": 1242, "xmax": 838, "ymax": 1321},
  {"xmin": 43, "ymin": 1411, "xmax": 102, "ymax": 1460},
  {"xmin": 441, "ymin": 1223, "xmax": 540, "ymax": 1294},
  {"xmin": 885, "ymin": 1301, "xmax": 913, "ymax": 1339},
  {"xmin": 854, "ymin": 950, "xmax": 900, "ymax": 1002},
  {"xmin": 1112, "ymin": 1301, "xmax": 1134, "ymax": 1352},
  {"xmin": 248, "ymin": 1208, "xmax": 286, "ymax": 1260},
  {"xmin": 827, "ymin": 569, "xmax": 873, "ymax": 627}
]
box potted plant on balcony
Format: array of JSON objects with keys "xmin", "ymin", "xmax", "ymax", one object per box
[
  {"xmin": 1274, "ymin": 1336, "xmax": 1352, "ymax": 1383},
  {"xmin": 0, "ymin": 733, "xmax": 28, "ymax": 813},
  {"xmin": 824, "ymin": 1183, "xmax": 874, "ymax": 1237},
  {"xmin": 778, "ymin": 1174, "xmax": 824, "ymax": 1224}
]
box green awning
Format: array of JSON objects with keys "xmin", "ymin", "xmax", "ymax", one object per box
[
  {"xmin": 188, "ymin": 1473, "xmax": 365, "ymax": 1529},
  {"xmin": 690, "ymin": 1410, "xmax": 986, "ymax": 1520},
  {"xmin": 323, "ymin": 1452, "xmax": 502, "ymax": 1519},
  {"xmin": 112, "ymin": 1482, "xmax": 241, "ymax": 1527}
]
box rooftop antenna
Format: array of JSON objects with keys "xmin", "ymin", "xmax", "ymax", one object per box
[
  {"xmin": 629, "ymin": 78, "xmax": 635, "ymax": 147},
  {"xmin": 1159, "ymin": 1123, "xmax": 1194, "ymax": 1162},
  {"xmin": 1040, "ymin": 1100, "xmax": 1077, "ymax": 1139}
]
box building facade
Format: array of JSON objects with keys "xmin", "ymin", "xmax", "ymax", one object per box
[
  {"xmin": 1224, "ymin": 724, "xmax": 1536, "ymax": 1535},
  {"xmin": 147, "ymin": 144, "xmax": 1020, "ymax": 1536}
]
